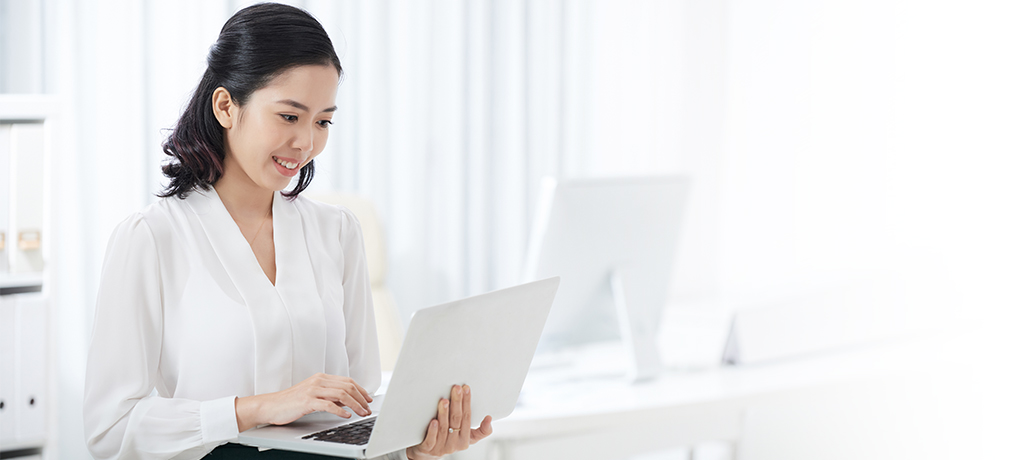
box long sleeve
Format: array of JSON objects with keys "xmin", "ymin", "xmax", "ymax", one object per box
[
  {"xmin": 84, "ymin": 214, "xmax": 238, "ymax": 460},
  {"xmin": 338, "ymin": 208, "xmax": 383, "ymax": 394}
]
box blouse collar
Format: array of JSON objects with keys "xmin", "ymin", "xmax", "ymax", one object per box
[{"xmin": 184, "ymin": 187, "xmax": 327, "ymax": 394}]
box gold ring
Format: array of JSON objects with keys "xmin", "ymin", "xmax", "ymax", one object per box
[{"xmin": 449, "ymin": 428, "xmax": 460, "ymax": 433}]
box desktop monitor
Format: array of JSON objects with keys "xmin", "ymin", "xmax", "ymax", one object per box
[{"xmin": 521, "ymin": 176, "xmax": 691, "ymax": 381}]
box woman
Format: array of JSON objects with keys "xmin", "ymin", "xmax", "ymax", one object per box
[{"xmin": 83, "ymin": 4, "xmax": 491, "ymax": 459}]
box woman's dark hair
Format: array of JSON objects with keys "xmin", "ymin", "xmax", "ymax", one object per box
[{"xmin": 159, "ymin": 2, "xmax": 342, "ymax": 199}]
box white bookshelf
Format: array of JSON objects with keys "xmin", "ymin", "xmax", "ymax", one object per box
[{"xmin": 1, "ymin": 94, "xmax": 56, "ymax": 458}]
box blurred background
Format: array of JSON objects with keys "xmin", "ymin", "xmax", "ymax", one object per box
[{"xmin": 1, "ymin": 0, "xmax": 1018, "ymax": 458}]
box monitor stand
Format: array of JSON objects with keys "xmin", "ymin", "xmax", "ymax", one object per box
[{"xmin": 611, "ymin": 268, "xmax": 662, "ymax": 382}]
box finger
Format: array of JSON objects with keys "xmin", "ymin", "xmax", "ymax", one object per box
[
  {"xmin": 436, "ymin": 398, "xmax": 450, "ymax": 448},
  {"xmin": 337, "ymin": 390, "xmax": 372, "ymax": 416},
  {"xmin": 346, "ymin": 378, "xmax": 374, "ymax": 404},
  {"xmin": 449, "ymin": 385, "xmax": 464, "ymax": 435},
  {"xmin": 319, "ymin": 376, "xmax": 374, "ymax": 406},
  {"xmin": 470, "ymin": 415, "xmax": 493, "ymax": 444},
  {"xmin": 460, "ymin": 385, "xmax": 473, "ymax": 444},
  {"xmin": 337, "ymin": 382, "xmax": 371, "ymax": 414},
  {"xmin": 317, "ymin": 388, "xmax": 370, "ymax": 416},
  {"xmin": 420, "ymin": 419, "xmax": 439, "ymax": 451},
  {"xmin": 317, "ymin": 399, "xmax": 352, "ymax": 419}
]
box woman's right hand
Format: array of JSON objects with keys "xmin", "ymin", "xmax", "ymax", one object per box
[{"xmin": 234, "ymin": 373, "xmax": 374, "ymax": 432}]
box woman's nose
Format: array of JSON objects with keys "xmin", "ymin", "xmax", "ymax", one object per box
[{"xmin": 292, "ymin": 126, "xmax": 314, "ymax": 152}]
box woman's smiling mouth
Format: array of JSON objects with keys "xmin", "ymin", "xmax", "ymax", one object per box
[{"xmin": 273, "ymin": 156, "xmax": 299, "ymax": 170}]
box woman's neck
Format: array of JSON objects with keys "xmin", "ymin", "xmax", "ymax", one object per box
[{"xmin": 214, "ymin": 160, "xmax": 274, "ymax": 221}]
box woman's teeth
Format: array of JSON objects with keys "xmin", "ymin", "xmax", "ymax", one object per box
[{"xmin": 274, "ymin": 157, "xmax": 299, "ymax": 170}]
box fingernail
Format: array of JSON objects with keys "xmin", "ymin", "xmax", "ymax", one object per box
[
  {"xmin": 443, "ymin": 400, "xmax": 449, "ymax": 408},
  {"xmin": 464, "ymin": 385, "xmax": 470, "ymax": 394},
  {"xmin": 455, "ymin": 386, "xmax": 461, "ymax": 396}
]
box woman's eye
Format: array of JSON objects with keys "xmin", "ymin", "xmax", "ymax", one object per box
[
  {"xmin": 317, "ymin": 119, "xmax": 333, "ymax": 127},
  {"xmin": 281, "ymin": 114, "xmax": 298, "ymax": 122}
]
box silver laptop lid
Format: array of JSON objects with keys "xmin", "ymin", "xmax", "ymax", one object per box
[{"xmin": 365, "ymin": 277, "xmax": 560, "ymax": 457}]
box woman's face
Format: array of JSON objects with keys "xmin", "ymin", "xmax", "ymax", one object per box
[{"xmin": 220, "ymin": 64, "xmax": 340, "ymax": 192}]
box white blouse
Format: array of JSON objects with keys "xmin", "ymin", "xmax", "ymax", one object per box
[{"xmin": 84, "ymin": 188, "xmax": 386, "ymax": 460}]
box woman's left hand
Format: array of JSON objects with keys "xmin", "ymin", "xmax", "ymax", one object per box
[{"xmin": 405, "ymin": 384, "xmax": 493, "ymax": 460}]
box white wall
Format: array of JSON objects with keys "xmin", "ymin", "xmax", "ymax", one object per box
[
  {"xmin": 723, "ymin": 1, "xmax": 1019, "ymax": 455},
  {"xmin": 721, "ymin": 0, "xmax": 1020, "ymax": 324},
  {"xmin": 581, "ymin": 0, "xmax": 727, "ymax": 304}
]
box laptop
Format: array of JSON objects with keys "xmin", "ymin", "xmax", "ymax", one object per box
[{"xmin": 237, "ymin": 277, "xmax": 561, "ymax": 458}]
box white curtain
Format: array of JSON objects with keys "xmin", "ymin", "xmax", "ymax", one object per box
[
  {"xmin": 132, "ymin": 0, "xmax": 594, "ymax": 317},
  {"xmin": 50, "ymin": 0, "xmax": 708, "ymax": 332},
  {"xmin": 308, "ymin": 0, "xmax": 580, "ymax": 316},
  {"xmin": 66, "ymin": 0, "xmax": 696, "ymax": 319}
]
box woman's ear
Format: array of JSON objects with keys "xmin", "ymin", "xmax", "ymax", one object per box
[{"xmin": 211, "ymin": 87, "xmax": 235, "ymax": 129}]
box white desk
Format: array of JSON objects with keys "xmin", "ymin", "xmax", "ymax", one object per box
[{"xmin": 456, "ymin": 328, "xmax": 981, "ymax": 460}]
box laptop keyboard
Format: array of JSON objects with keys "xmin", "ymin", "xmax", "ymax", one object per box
[{"xmin": 302, "ymin": 417, "xmax": 376, "ymax": 445}]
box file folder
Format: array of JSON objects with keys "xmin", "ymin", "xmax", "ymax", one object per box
[
  {"xmin": 0, "ymin": 295, "xmax": 16, "ymax": 443},
  {"xmin": 15, "ymin": 294, "xmax": 46, "ymax": 441},
  {"xmin": 8, "ymin": 123, "xmax": 45, "ymax": 273},
  {"xmin": 0, "ymin": 124, "xmax": 10, "ymax": 274},
  {"xmin": 0, "ymin": 293, "xmax": 48, "ymax": 445}
]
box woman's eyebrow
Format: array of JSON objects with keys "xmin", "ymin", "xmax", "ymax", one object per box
[{"xmin": 276, "ymin": 99, "xmax": 338, "ymax": 113}]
